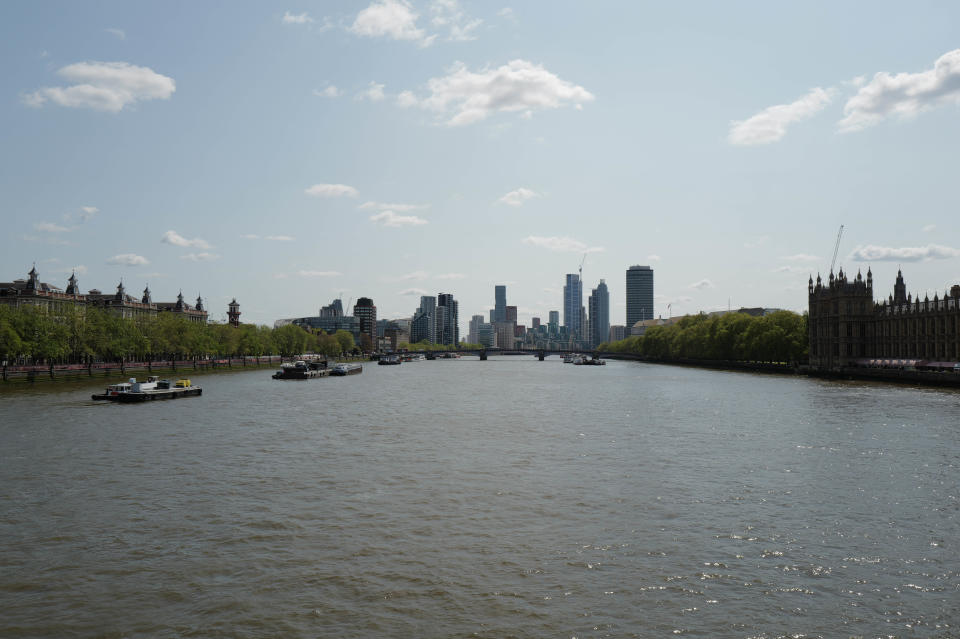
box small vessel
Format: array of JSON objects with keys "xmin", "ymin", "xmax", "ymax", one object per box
[
  {"xmin": 92, "ymin": 376, "xmax": 202, "ymax": 402},
  {"xmin": 563, "ymin": 353, "xmax": 578, "ymax": 363},
  {"xmin": 331, "ymin": 362, "xmax": 363, "ymax": 376},
  {"xmin": 378, "ymin": 355, "xmax": 402, "ymax": 365},
  {"xmin": 273, "ymin": 360, "xmax": 329, "ymax": 379}
]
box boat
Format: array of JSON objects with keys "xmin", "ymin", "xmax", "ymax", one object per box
[
  {"xmin": 563, "ymin": 353, "xmax": 579, "ymax": 363},
  {"xmin": 573, "ymin": 356, "xmax": 606, "ymax": 366},
  {"xmin": 92, "ymin": 376, "xmax": 202, "ymax": 402},
  {"xmin": 331, "ymin": 362, "xmax": 363, "ymax": 376},
  {"xmin": 273, "ymin": 360, "xmax": 329, "ymax": 379},
  {"xmin": 378, "ymin": 355, "xmax": 402, "ymax": 365}
]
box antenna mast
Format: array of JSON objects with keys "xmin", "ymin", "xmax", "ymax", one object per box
[{"xmin": 830, "ymin": 224, "xmax": 844, "ymax": 274}]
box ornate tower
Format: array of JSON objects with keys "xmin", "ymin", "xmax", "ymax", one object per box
[
  {"xmin": 175, "ymin": 291, "xmax": 185, "ymax": 311},
  {"xmin": 195, "ymin": 294, "xmax": 204, "ymax": 312},
  {"xmin": 228, "ymin": 299, "xmax": 241, "ymax": 327},
  {"xmin": 26, "ymin": 265, "xmax": 39, "ymax": 291},
  {"xmin": 142, "ymin": 285, "xmax": 152, "ymax": 304},
  {"xmin": 66, "ymin": 271, "xmax": 80, "ymax": 295},
  {"xmin": 893, "ymin": 269, "xmax": 907, "ymax": 304},
  {"xmin": 114, "ymin": 281, "xmax": 126, "ymax": 301}
]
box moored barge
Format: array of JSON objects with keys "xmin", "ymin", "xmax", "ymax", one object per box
[
  {"xmin": 92, "ymin": 376, "xmax": 202, "ymax": 402},
  {"xmin": 273, "ymin": 360, "xmax": 329, "ymax": 379},
  {"xmin": 331, "ymin": 362, "xmax": 363, "ymax": 376}
]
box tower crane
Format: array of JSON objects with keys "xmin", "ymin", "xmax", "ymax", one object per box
[
  {"xmin": 579, "ymin": 252, "xmax": 586, "ymax": 282},
  {"xmin": 829, "ymin": 224, "xmax": 844, "ymax": 274}
]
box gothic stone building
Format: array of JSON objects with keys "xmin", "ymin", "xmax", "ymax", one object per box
[{"xmin": 808, "ymin": 267, "xmax": 960, "ymax": 370}]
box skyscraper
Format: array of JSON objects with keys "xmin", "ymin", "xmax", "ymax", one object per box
[
  {"xmin": 548, "ymin": 310, "xmax": 559, "ymax": 335},
  {"xmin": 353, "ymin": 297, "xmax": 377, "ymax": 350},
  {"xmin": 626, "ymin": 265, "xmax": 654, "ymax": 328},
  {"xmin": 563, "ymin": 273, "xmax": 582, "ymax": 340},
  {"xmin": 588, "ymin": 279, "xmax": 610, "ymax": 348},
  {"xmin": 468, "ymin": 314, "xmax": 485, "ymax": 344},
  {"xmin": 505, "ymin": 305, "xmax": 517, "ymax": 323},
  {"xmin": 494, "ymin": 285, "xmax": 506, "ymax": 323},
  {"xmin": 411, "ymin": 295, "xmax": 436, "ymax": 343},
  {"xmin": 437, "ymin": 293, "xmax": 459, "ymax": 345}
]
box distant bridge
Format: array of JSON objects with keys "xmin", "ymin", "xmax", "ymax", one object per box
[{"xmin": 393, "ymin": 348, "xmax": 597, "ymax": 361}]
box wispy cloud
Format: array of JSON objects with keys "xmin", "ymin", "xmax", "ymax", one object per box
[
  {"xmin": 36, "ymin": 222, "xmax": 70, "ymax": 233},
  {"xmin": 497, "ymin": 187, "xmax": 540, "ymax": 207},
  {"xmin": 162, "ymin": 230, "xmax": 211, "ymax": 249},
  {"xmin": 313, "ymin": 85, "xmax": 342, "ymax": 98},
  {"xmin": 305, "ymin": 183, "xmax": 359, "ymax": 198},
  {"xmin": 408, "ymin": 59, "xmax": 594, "ymax": 126},
  {"xmin": 266, "ymin": 235, "xmax": 294, "ymax": 241},
  {"xmin": 430, "ymin": 0, "xmax": 482, "ymax": 42},
  {"xmin": 647, "ymin": 254, "xmax": 661, "ymax": 262},
  {"xmin": 23, "ymin": 61, "xmax": 175, "ymax": 113},
  {"xmin": 298, "ymin": 270, "xmax": 342, "ymax": 277},
  {"xmin": 399, "ymin": 287, "xmax": 429, "ymax": 296},
  {"xmin": 522, "ymin": 236, "xmax": 604, "ymax": 253},
  {"xmin": 729, "ymin": 87, "xmax": 834, "ymax": 146},
  {"xmin": 79, "ymin": 206, "xmax": 98, "ymax": 222},
  {"xmin": 107, "ymin": 253, "xmax": 149, "ymax": 266},
  {"xmin": 105, "ymin": 28, "xmax": 126, "ymax": 40},
  {"xmin": 781, "ymin": 253, "xmax": 821, "ymax": 262},
  {"xmin": 849, "ymin": 244, "xmax": 960, "ymax": 262},
  {"xmin": 370, "ymin": 210, "xmax": 428, "ymax": 227},
  {"xmin": 359, "ymin": 201, "xmax": 428, "ymax": 212},
  {"xmin": 922, "ymin": 224, "xmax": 936, "ymax": 233},
  {"xmin": 282, "ymin": 11, "xmax": 314, "ymax": 24},
  {"xmin": 839, "ymin": 49, "xmax": 960, "ymax": 132},
  {"xmin": 689, "ymin": 279, "xmax": 714, "ymax": 290},
  {"xmin": 357, "ymin": 81, "xmax": 386, "ymax": 102},
  {"xmin": 180, "ymin": 252, "xmax": 220, "ymax": 262}
]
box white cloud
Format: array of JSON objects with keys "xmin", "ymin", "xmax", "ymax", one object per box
[
  {"xmin": 729, "ymin": 87, "xmax": 834, "ymax": 146},
  {"xmin": 522, "ymin": 236, "xmax": 604, "ymax": 254},
  {"xmin": 781, "ymin": 253, "xmax": 821, "ymax": 262},
  {"xmin": 399, "ymin": 287, "xmax": 429, "ymax": 296},
  {"xmin": 313, "ymin": 86, "xmax": 342, "ymax": 98},
  {"xmin": 305, "ymin": 183, "xmax": 359, "ymax": 197},
  {"xmin": 689, "ymin": 279, "xmax": 714, "ymax": 290},
  {"xmin": 180, "ymin": 252, "xmax": 220, "ymax": 262},
  {"xmin": 161, "ymin": 230, "xmax": 211, "ymax": 249},
  {"xmin": 105, "ymin": 28, "xmax": 126, "ymax": 40},
  {"xmin": 24, "ymin": 61, "xmax": 175, "ymax": 113},
  {"xmin": 744, "ymin": 235, "xmax": 770, "ymax": 249},
  {"xmin": 242, "ymin": 234, "xmax": 260, "ymax": 239},
  {"xmin": 497, "ymin": 187, "xmax": 540, "ymax": 207},
  {"xmin": 839, "ymin": 49, "xmax": 960, "ymax": 132},
  {"xmin": 349, "ymin": 0, "xmax": 431, "ymax": 45},
  {"xmin": 647, "ymin": 254, "xmax": 661, "ymax": 262},
  {"xmin": 265, "ymin": 235, "xmax": 294, "ymax": 241},
  {"xmin": 849, "ymin": 244, "xmax": 960, "ymax": 262},
  {"xmin": 436, "ymin": 272, "xmax": 465, "ymax": 280},
  {"xmin": 498, "ymin": 7, "xmax": 515, "ymax": 20},
  {"xmin": 430, "ymin": 0, "xmax": 482, "ymax": 42},
  {"xmin": 357, "ymin": 81, "xmax": 386, "ymax": 102},
  {"xmin": 282, "ymin": 11, "xmax": 314, "ymax": 24},
  {"xmin": 922, "ymin": 224, "xmax": 936, "ymax": 233},
  {"xmin": 298, "ymin": 270, "xmax": 342, "ymax": 277},
  {"xmin": 79, "ymin": 206, "xmax": 98, "ymax": 222},
  {"xmin": 107, "ymin": 253, "xmax": 149, "ymax": 266},
  {"xmin": 396, "ymin": 90, "xmax": 418, "ymax": 108},
  {"xmin": 370, "ymin": 210, "xmax": 428, "ymax": 227},
  {"xmin": 414, "ymin": 59, "xmax": 594, "ymax": 126},
  {"xmin": 399, "ymin": 270, "xmax": 430, "ymax": 280},
  {"xmin": 55, "ymin": 265, "xmax": 88, "ymax": 275},
  {"xmin": 36, "ymin": 222, "xmax": 70, "ymax": 232},
  {"xmin": 772, "ymin": 265, "xmax": 806, "ymax": 274},
  {"xmin": 359, "ymin": 201, "xmax": 428, "ymax": 212}
]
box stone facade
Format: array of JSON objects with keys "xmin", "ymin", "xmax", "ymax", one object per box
[{"xmin": 808, "ymin": 268, "xmax": 960, "ymax": 370}]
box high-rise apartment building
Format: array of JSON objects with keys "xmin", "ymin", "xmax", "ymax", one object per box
[
  {"xmin": 563, "ymin": 274, "xmax": 582, "ymax": 339},
  {"xmin": 494, "ymin": 285, "xmax": 507, "ymax": 323},
  {"xmin": 548, "ymin": 310, "xmax": 559, "ymax": 334},
  {"xmin": 353, "ymin": 297, "xmax": 377, "ymax": 350},
  {"xmin": 505, "ymin": 305, "xmax": 517, "ymax": 323},
  {"xmin": 588, "ymin": 280, "xmax": 610, "ymax": 348},
  {"xmin": 626, "ymin": 265, "xmax": 654, "ymax": 328},
  {"xmin": 468, "ymin": 314, "xmax": 485, "ymax": 344},
  {"xmin": 437, "ymin": 293, "xmax": 459, "ymax": 345},
  {"xmin": 410, "ymin": 295, "xmax": 436, "ymax": 343}
]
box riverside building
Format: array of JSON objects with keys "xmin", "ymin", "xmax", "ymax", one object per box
[
  {"xmin": 588, "ymin": 280, "xmax": 610, "ymax": 348},
  {"xmin": 626, "ymin": 265, "xmax": 654, "ymax": 327},
  {"xmin": 563, "ymin": 274, "xmax": 582, "ymax": 341},
  {"xmin": 808, "ymin": 268, "xmax": 960, "ymax": 370}
]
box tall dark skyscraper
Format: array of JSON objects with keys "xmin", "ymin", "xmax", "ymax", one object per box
[
  {"xmin": 437, "ymin": 293, "xmax": 459, "ymax": 345},
  {"xmin": 563, "ymin": 273, "xmax": 582, "ymax": 339},
  {"xmin": 494, "ymin": 285, "xmax": 506, "ymax": 323},
  {"xmin": 626, "ymin": 265, "xmax": 654, "ymax": 328},
  {"xmin": 588, "ymin": 279, "xmax": 609, "ymax": 348},
  {"xmin": 353, "ymin": 297, "xmax": 377, "ymax": 349}
]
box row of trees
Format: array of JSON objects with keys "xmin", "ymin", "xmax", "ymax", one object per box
[
  {"xmin": 597, "ymin": 310, "xmax": 808, "ymax": 364},
  {"xmin": 0, "ymin": 304, "xmax": 359, "ymax": 363}
]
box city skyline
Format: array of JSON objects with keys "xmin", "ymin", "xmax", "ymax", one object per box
[{"xmin": 3, "ymin": 3, "xmax": 960, "ymax": 329}]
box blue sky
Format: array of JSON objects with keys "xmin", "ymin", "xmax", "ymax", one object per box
[{"xmin": 3, "ymin": 1, "xmax": 960, "ymax": 329}]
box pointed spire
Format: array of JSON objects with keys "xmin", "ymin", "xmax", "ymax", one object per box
[{"xmin": 142, "ymin": 284, "xmax": 152, "ymax": 304}]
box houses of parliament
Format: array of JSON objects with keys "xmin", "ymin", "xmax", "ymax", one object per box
[{"xmin": 808, "ymin": 267, "xmax": 960, "ymax": 370}]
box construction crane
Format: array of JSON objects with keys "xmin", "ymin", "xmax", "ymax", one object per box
[
  {"xmin": 830, "ymin": 224, "xmax": 844, "ymax": 274},
  {"xmin": 578, "ymin": 252, "xmax": 586, "ymax": 282}
]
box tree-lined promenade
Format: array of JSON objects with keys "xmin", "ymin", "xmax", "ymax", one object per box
[
  {"xmin": 0, "ymin": 305, "xmax": 363, "ymax": 364},
  {"xmin": 598, "ymin": 310, "xmax": 808, "ymax": 364}
]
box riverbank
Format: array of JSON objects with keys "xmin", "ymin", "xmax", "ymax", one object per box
[
  {"xmin": 1, "ymin": 356, "xmax": 287, "ymax": 384},
  {"xmin": 599, "ymin": 352, "xmax": 960, "ymax": 388}
]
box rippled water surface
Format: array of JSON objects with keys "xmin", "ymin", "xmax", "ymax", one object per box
[{"xmin": 2, "ymin": 358, "xmax": 959, "ymax": 638}]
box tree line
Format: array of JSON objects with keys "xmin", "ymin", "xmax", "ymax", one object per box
[
  {"xmin": 597, "ymin": 310, "xmax": 808, "ymax": 364},
  {"xmin": 0, "ymin": 304, "xmax": 364, "ymax": 363}
]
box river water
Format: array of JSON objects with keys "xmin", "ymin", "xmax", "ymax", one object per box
[{"xmin": 1, "ymin": 358, "xmax": 958, "ymax": 638}]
